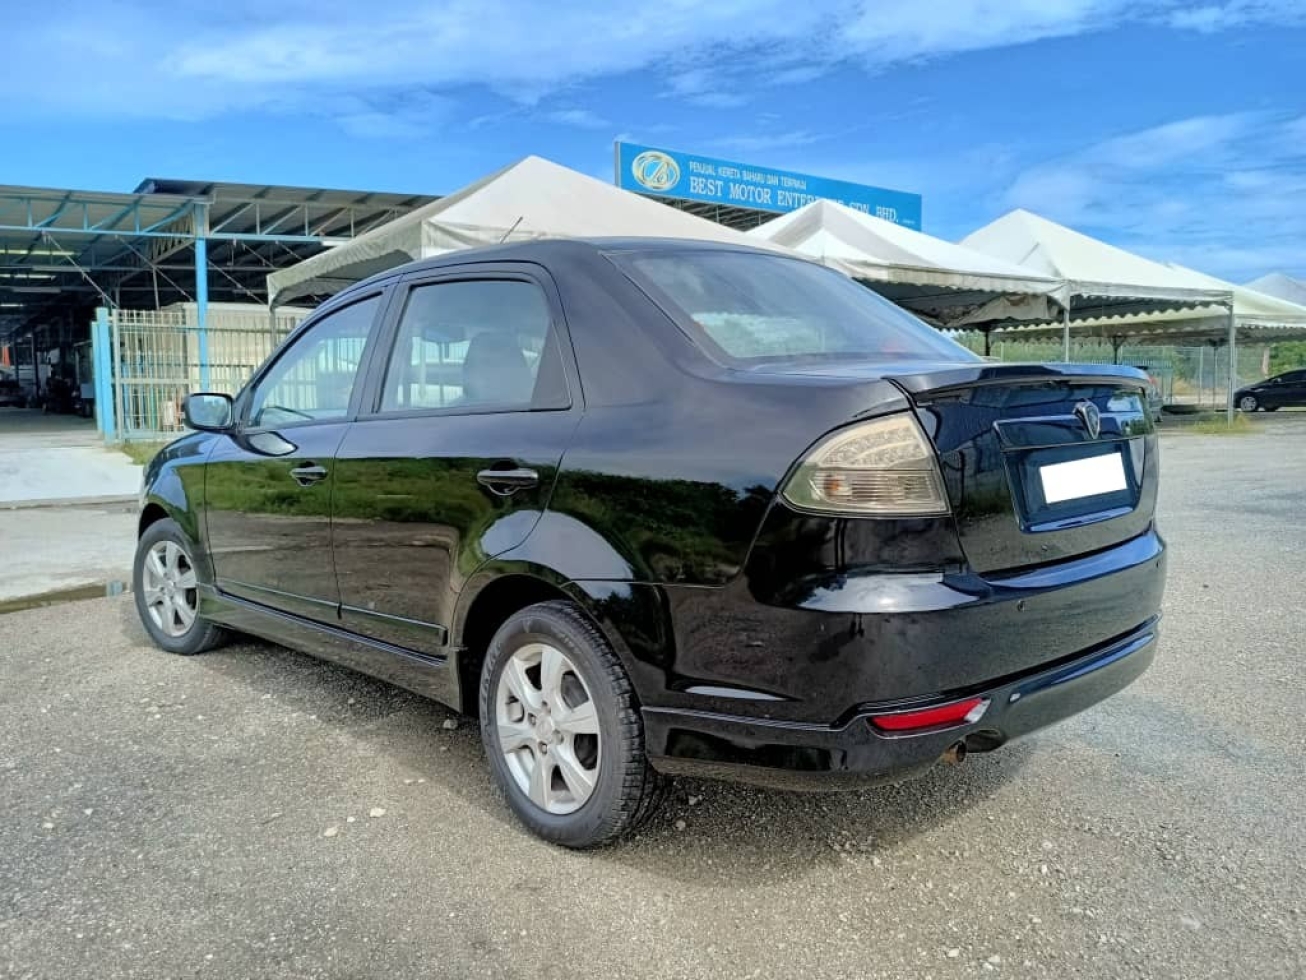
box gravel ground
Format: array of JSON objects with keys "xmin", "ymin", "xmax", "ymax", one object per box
[{"xmin": 2, "ymin": 422, "xmax": 1305, "ymax": 980}]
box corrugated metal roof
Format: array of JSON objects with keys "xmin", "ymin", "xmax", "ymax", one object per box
[{"xmin": 1, "ymin": 179, "xmax": 434, "ymax": 340}]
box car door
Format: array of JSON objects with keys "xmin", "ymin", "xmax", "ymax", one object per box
[
  {"xmin": 330, "ymin": 268, "xmax": 580, "ymax": 656},
  {"xmin": 204, "ymin": 289, "xmax": 388, "ymax": 624},
  {"xmin": 1282, "ymin": 370, "xmax": 1306, "ymax": 407}
]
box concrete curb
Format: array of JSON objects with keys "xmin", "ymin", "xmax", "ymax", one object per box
[{"xmin": 0, "ymin": 494, "xmax": 138, "ymax": 511}]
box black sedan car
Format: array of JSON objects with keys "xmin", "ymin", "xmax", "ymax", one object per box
[
  {"xmin": 1234, "ymin": 369, "xmax": 1306, "ymax": 412},
  {"xmin": 135, "ymin": 239, "xmax": 1166, "ymax": 847}
]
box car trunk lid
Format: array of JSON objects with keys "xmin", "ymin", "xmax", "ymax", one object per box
[{"xmin": 884, "ymin": 363, "xmax": 1157, "ymax": 575}]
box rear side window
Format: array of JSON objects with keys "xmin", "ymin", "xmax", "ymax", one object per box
[
  {"xmin": 615, "ymin": 249, "xmax": 977, "ymax": 364},
  {"xmin": 380, "ymin": 279, "xmax": 569, "ymax": 413}
]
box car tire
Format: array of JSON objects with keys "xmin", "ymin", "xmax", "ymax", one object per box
[
  {"xmin": 1238, "ymin": 395, "xmax": 1259, "ymax": 412},
  {"xmin": 133, "ymin": 518, "xmax": 228, "ymax": 656},
  {"xmin": 479, "ymin": 600, "xmax": 666, "ymax": 848}
]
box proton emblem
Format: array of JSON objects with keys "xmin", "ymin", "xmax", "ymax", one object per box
[{"xmin": 1074, "ymin": 400, "xmax": 1102, "ymax": 439}]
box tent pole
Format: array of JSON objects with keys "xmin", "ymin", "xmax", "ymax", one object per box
[
  {"xmin": 1062, "ymin": 303, "xmax": 1071, "ymax": 362},
  {"xmin": 1226, "ymin": 305, "xmax": 1236, "ymax": 424}
]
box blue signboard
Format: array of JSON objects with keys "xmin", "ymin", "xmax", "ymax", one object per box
[{"xmin": 615, "ymin": 141, "xmax": 922, "ymax": 229}]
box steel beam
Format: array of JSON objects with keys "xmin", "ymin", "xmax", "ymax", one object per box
[
  {"xmin": 0, "ymin": 222, "xmax": 191, "ymax": 240},
  {"xmin": 93, "ymin": 307, "xmax": 115, "ymax": 440},
  {"xmin": 88, "ymin": 200, "xmax": 145, "ymax": 233},
  {"xmin": 207, "ymin": 231, "xmax": 344, "ymax": 244},
  {"xmin": 34, "ymin": 192, "xmax": 76, "ymax": 228},
  {"xmin": 209, "ymin": 201, "xmax": 255, "ymax": 234},
  {"xmin": 196, "ymin": 203, "xmax": 210, "ymax": 388},
  {"xmin": 138, "ymin": 202, "xmax": 197, "ymax": 235}
]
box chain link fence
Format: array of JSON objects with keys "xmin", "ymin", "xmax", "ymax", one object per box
[
  {"xmin": 105, "ymin": 303, "xmax": 307, "ymax": 441},
  {"xmin": 958, "ymin": 336, "xmax": 1270, "ymax": 408}
]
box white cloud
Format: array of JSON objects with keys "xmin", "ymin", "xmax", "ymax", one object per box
[
  {"xmin": 543, "ymin": 108, "xmax": 611, "ymax": 130},
  {"xmin": 1167, "ymin": 1, "xmax": 1306, "ymax": 33},
  {"xmin": 999, "ymin": 112, "xmax": 1306, "ymax": 281},
  {"xmin": 332, "ymin": 91, "xmax": 452, "ymax": 140},
  {"xmin": 839, "ymin": 0, "xmax": 1130, "ymax": 60},
  {"xmin": 769, "ymin": 65, "xmax": 828, "ymax": 87},
  {"xmin": 5, "ymin": 0, "xmax": 1301, "ymax": 122},
  {"xmin": 1170, "ymin": 4, "xmax": 1243, "ymax": 30},
  {"xmin": 662, "ymin": 69, "xmax": 750, "ymax": 109},
  {"xmin": 709, "ymin": 131, "xmax": 826, "ymax": 153}
]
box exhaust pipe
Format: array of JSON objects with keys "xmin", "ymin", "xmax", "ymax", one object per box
[{"xmin": 941, "ymin": 740, "xmax": 967, "ymax": 766}]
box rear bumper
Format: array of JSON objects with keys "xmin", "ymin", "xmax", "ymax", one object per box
[
  {"xmin": 644, "ymin": 616, "xmax": 1158, "ymax": 789},
  {"xmin": 634, "ymin": 526, "xmax": 1166, "ymax": 788}
]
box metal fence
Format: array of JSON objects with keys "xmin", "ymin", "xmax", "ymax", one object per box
[
  {"xmin": 96, "ymin": 304, "xmax": 307, "ymax": 441},
  {"xmin": 960, "ymin": 337, "xmax": 1271, "ymax": 408}
]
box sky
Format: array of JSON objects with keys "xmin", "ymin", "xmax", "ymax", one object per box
[{"xmin": 1, "ymin": 0, "xmax": 1303, "ymax": 283}]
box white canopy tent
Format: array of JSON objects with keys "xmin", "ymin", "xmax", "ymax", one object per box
[
  {"xmin": 1245, "ymin": 272, "xmax": 1306, "ymax": 306},
  {"xmin": 961, "ymin": 209, "xmax": 1230, "ymax": 328},
  {"xmin": 961, "ymin": 209, "xmax": 1239, "ymax": 418},
  {"xmin": 267, "ymin": 156, "xmax": 781, "ymax": 307},
  {"xmin": 991, "ymin": 267, "xmax": 1306, "ymax": 347},
  {"xmin": 746, "ymin": 199, "xmax": 1064, "ymax": 333}
]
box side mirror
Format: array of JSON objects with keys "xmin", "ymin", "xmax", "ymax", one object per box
[{"xmin": 183, "ymin": 392, "xmax": 235, "ymax": 432}]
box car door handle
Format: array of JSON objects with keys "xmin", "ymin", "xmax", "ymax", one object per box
[
  {"xmin": 289, "ymin": 463, "xmax": 328, "ymax": 487},
  {"xmin": 477, "ymin": 468, "xmax": 539, "ymax": 495}
]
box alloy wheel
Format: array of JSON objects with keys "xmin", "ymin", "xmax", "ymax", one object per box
[
  {"xmin": 495, "ymin": 641, "xmax": 601, "ymax": 815},
  {"xmin": 141, "ymin": 540, "xmax": 199, "ymax": 638},
  {"xmin": 1239, "ymin": 395, "xmax": 1258, "ymax": 412}
]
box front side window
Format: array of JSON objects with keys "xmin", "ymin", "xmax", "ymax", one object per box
[
  {"xmin": 248, "ymin": 295, "xmax": 379, "ymax": 428},
  {"xmin": 614, "ymin": 249, "xmax": 978, "ymax": 365},
  {"xmin": 380, "ymin": 279, "xmax": 565, "ymax": 412}
]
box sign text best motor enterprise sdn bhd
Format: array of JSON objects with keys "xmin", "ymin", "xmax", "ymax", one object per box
[{"xmin": 615, "ymin": 141, "xmax": 922, "ymax": 229}]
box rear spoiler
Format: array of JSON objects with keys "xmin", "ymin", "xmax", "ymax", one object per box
[{"xmin": 888, "ymin": 363, "xmax": 1150, "ymax": 398}]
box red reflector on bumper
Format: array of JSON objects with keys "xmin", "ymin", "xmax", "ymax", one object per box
[{"xmin": 870, "ymin": 697, "xmax": 988, "ymax": 732}]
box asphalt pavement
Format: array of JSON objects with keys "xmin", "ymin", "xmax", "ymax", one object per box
[{"xmin": 2, "ymin": 422, "xmax": 1304, "ymax": 980}]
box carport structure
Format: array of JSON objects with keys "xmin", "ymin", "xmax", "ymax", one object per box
[
  {"xmin": 961, "ymin": 210, "xmax": 1246, "ymax": 420},
  {"xmin": 0, "ymin": 180, "xmax": 433, "ymax": 404}
]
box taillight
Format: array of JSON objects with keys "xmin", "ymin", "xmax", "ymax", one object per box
[
  {"xmin": 870, "ymin": 697, "xmax": 988, "ymax": 732},
  {"xmin": 781, "ymin": 413, "xmax": 949, "ymax": 517}
]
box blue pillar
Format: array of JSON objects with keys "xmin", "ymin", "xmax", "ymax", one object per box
[
  {"xmin": 195, "ymin": 236, "xmax": 211, "ymax": 389},
  {"xmin": 92, "ymin": 307, "xmax": 116, "ymax": 442}
]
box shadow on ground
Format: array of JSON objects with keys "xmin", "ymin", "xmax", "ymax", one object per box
[{"xmin": 110, "ymin": 597, "xmax": 1032, "ymax": 886}]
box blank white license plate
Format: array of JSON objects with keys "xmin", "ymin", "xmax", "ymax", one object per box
[{"xmin": 1039, "ymin": 452, "xmax": 1127, "ymax": 504}]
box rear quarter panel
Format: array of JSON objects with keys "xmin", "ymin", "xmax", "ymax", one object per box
[{"xmin": 542, "ymin": 247, "xmax": 915, "ymax": 585}]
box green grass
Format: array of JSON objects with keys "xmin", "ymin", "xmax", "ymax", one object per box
[
  {"xmin": 1188, "ymin": 414, "xmax": 1260, "ymax": 435},
  {"xmin": 119, "ymin": 441, "xmax": 170, "ymax": 466}
]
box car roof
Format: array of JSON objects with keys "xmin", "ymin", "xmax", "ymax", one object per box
[{"xmin": 340, "ymin": 236, "xmax": 792, "ymax": 298}]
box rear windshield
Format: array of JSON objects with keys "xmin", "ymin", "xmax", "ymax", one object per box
[{"xmin": 613, "ymin": 249, "xmax": 978, "ymax": 365}]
